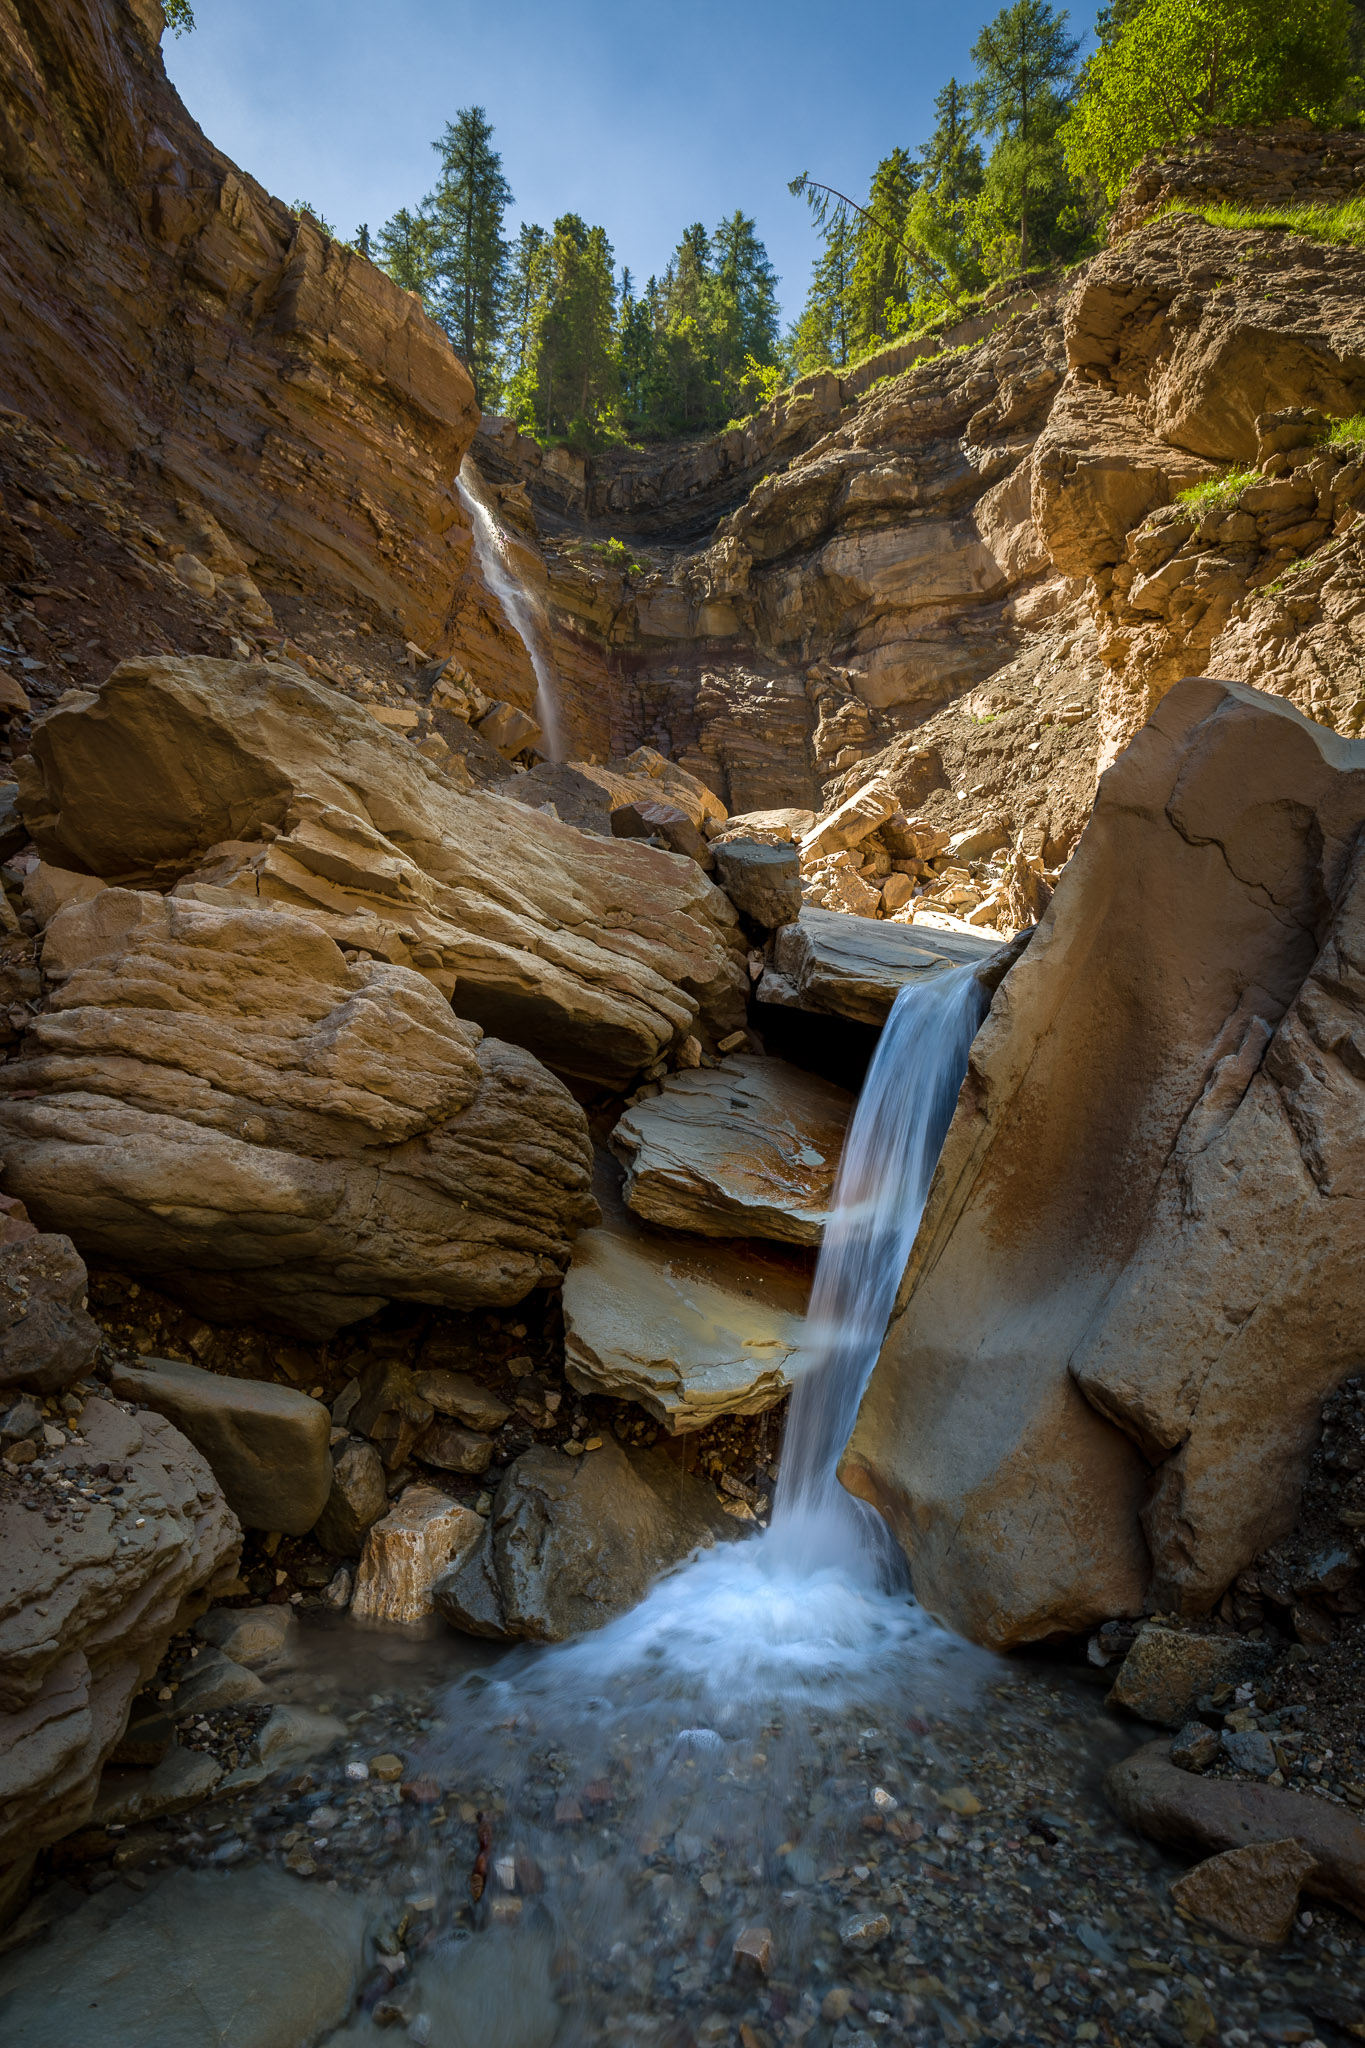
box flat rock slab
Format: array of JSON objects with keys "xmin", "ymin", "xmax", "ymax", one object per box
[
  {"xmin": 610, "ymin": 1055, "xmax": 852, "ymax": 1245},
  {"xmin": 1107, "ymin": 1626, "xmax": 1273, "ymax": 1728},
  {"xmin": 110, "ymin": 1356, "xmax": 331, "ymax": 1535},
  {"xmin": 1169, "ymin": 1838, "xmax": 1319, "ymax": 1947},
  {"xmin": 1106, "ymin": 1740, "xmax": 1365, "ymax": 1922},
  {"xmin": 0, "ymin": 1866, "xmax": 368, "ymax": 2047},
  {"xmin": 562, "ymin": 1165, "xmax": 810, "ymax": 1431},
  {"xmin": 758, "ymin": 907, "xmax": 999, "ymax": 1026}
]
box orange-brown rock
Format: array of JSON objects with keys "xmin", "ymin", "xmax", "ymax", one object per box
[
  {"xmin": 842, "ymin": 678, "xmax": 1365, "ymax": 1647},
  {"xmin": 0, "ymin": 0, "xmax": 530, "ymax": 694}
]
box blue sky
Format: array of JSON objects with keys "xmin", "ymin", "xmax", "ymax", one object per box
[{"xmin": 165, "ymin": 0, "xmax": 1095, "ymax": 328}]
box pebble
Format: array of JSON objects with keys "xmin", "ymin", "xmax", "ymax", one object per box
[
  {"xmin": 732, "ymin": 1925, "xmax": 773, "ymax": 1975},
  {"xmin": 839, "ymin": 1909, "xmax": 892, "ymax": 1952},
  {"xmin": 368, "ymin": 1753, "xmax": 404, "ymax": 1782}
]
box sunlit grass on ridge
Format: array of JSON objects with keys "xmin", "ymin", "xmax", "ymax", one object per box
[{"xmin": 1150, "ymin": 195, "xmax": 1365, "ymax": 249}]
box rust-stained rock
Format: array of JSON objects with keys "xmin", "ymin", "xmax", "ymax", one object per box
[
  {"xmin": 842, "ymin": 678, "xmax": 1365, "ymax": 1648},
  {"xmin": 1107, "ymin": 1741, "xmax": 1365, "ymax": 1923},
  {"xmin": 1169, "ymin": 1839, "xmax": 1319, "ymax": 1947}
]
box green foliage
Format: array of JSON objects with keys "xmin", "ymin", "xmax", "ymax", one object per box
[
  {"xmin": 375, "ymin": 107, "xmax": 511, "ymax": 410},
  {"xmin": 1063, "ymin": 0, "xmax": 1354, "ymax": 203},
  {"xmin": 1147, "ymin": 195, "xmax": 1365, "ymax": 245},
  {"xmin": 1326, "ymin": 411, "xmax": 1365, "ymax": 444},
  {"xmin": 582, "ymin": 537, "xmax": 649, "ymax": 577},
  {"xmin": 291, "ymin": 200, "xmax": 340, "ymax": 239},
  {"xmin": 1175, "ymin": 467, "xmax": 1260, "ymax": 512},
  {"xmin": 164, "ymin": 0, "xmax": 195, "ymax": 32},
  {"xmin": 969, "ymin": 1, "xmax": 1083, "ymax": 272}
]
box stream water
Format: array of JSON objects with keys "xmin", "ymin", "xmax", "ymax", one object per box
[{"xmin": 456, "ymin": 461, "xmax": 564, "ymax": 761}]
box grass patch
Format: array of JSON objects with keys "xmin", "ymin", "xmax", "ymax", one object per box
[
  {"xmin": 1175, "ymin": 467, "xmax": 1260, "ymax": 515},
  {"xmin": 1325, "ymin": 413, "xmax": 1365, "ymax": 449},
  {"xmin": 1150, "ymin": 196, "xmax": 1365, "ymax": 250}
]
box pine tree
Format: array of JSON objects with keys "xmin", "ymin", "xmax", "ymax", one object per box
[
  {"xmin": 711, "ymin": 211, "xmax": 782, "ymax": 399},
  {"xmin": 969, "ymin": 0, "xmax": 1082, "ymax": 271},
  {"xmin": 425, "ymin": 107, "xmax": 513, "ymax": 410},
  {"xmin": 376, "ymin": 206, "xmax": 440, "ymax": 300},
  {"xmin": 789, "ymin": 213, "xmax": 856, "ymax": 373},
  {"xmin": 848, "ymin": 148, "xmax": 922, "ymax": 352},
  {"xmin": 906, "ymin": 79, "xmax": 987, "ymax": 301}
]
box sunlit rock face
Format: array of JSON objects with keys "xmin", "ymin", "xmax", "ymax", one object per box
[{"xmin": 843, "ymin": 678, "xmax": 1365, "ymax": 1649}]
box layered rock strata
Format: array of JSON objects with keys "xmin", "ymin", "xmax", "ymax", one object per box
[
  {"xmin": 14, "ymin": 657, "xmax": 749, "ymax": 1086},
  {"xmin": 842, "ymin": 678, "xmax": 1365, "ymax": 1648},
  {"xmin": 0, "ymin": 887, "xmax": 599, "ymax": 1334}
]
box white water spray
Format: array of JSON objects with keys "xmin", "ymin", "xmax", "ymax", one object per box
[{"xmin": 456, "ymin": 458, "xmax": 564, "ymax": 760}]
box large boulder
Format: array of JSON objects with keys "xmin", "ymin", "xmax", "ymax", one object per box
[
  {"xmin": 107, "ymin": 1358, "xmax": 332, "ymax": 1535},
  {"xmin": 15, "ymin": 657, "xmax": 748, "ymax": 1087},
  {"xmin": 842, "ymin": 679, "xmax": 1365, "ymax": 1647},
  {"xmin": 0, "ymin": 1230, "xmax": 100, "ymax": 1394},
  {"xmin": 610, "ymin": 1055, "xmax": 852, "ymax": 1245},
  {"xmin": 561, "ymin": 1169, "xmax": 810, "ymax": 1431},
  {"xmin": 757, "ymin": 907, "xmax": 1000, "ymax": 1026},
  {"xmin": 434, "ymin": 1436, "xmax": 732, "ymax": 1643},
  {"xmin": 0, "ymin": 1867, "xmax": 369, "ymax": 2048},
  {"xmin": 0, "ymin": 1394, "xmax": 240, "ymax": 1896},
  {"xmin": 0, "ymin": 889, "xmax": 598, "ymax": 1336}
]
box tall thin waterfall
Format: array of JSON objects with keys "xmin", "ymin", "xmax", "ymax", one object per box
[
  {"xmin": 455, "ymin": 458, "xmax": 564, "ymax": 760},
  {"xmin": 768, "ymin": 962, "xmax": 989, "ymax": 1581}
]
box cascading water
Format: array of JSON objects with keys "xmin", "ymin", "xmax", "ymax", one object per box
[
  {"xmin": 456, "ymin": 458, "xmax": 564, "ymax": 760},
  {"xmin": 386, "ymin": 963, "xmax": 999, "ymax": 2044}
]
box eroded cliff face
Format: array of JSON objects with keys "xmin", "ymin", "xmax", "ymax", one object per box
[{"xmin": 0, "ymin": 0, "xmax": 537, "ymax": 711}]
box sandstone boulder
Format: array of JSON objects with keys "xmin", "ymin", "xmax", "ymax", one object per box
[
  {"xmin": 0, "ymin": 889, "xmax": 598, "ymax": 1336},
  {"xmin": 1168, "ymin": 1839, "xmax": 1319, "ymax": 1948},
  {"xmin": 0, "ymin": 1395, "xmax": 239, "ymax": 1892},
  {"xmin": 0, "ymin": 1231, "xmax": 101, "ymax": 1394},
  {"xmin": 1107, "ymin": 1627, "xmax": 1273, "ymax": 1729},
  {"xmin": 610, "ymin": 1055, "xmax": 851, "ymax": 1245},
  {"xmin": 561, "ymin": 1167, "xmax": 810, "ymax": 1431},
  {"xmin": 712, "ymin": 840, "xmax": 802, "ymax": 928},
  {"xmin": 842, "ymin": 679, "xmax": 1365, "ymax": 1648},
  {"xmin": 15, "ymin": 658, "xmax": 747, "ymax": 1086},
  {"xmin": 434, "ymin": 1437, "xmax": 732, "ymax": 1643},
  {"xmin": 412, "ymin": 1368, "xmax": 511, "ymax": 1433},
  {"xmin": 107, "ymin": 1357, "xmax": 331, "ymax": 1535},
  {"xmin": 758, "ymin": 908, "xmax": 1000, "ymax": 1026}
]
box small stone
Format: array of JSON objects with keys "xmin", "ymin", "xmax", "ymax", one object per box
[
  {"xmin": 717, "ymin": 1029, "xmax": 747, "ymax": 1054},
  {"xmin": 1108, "ymin": 1626, "xmax": 1270, "ymax": 1728},
  {"xmin": 401, "ymin": 1777, "xmax": 442, "ymax": 1805},
  {"xmin": 345, "ymin": 1761, "xmax": 369, "ymax": 1782},
  {"xmin": 369, "ymin": 1753, "xmax": 405, "ymax": 1782},
  {"xmin": 194, "ymin": 1604, "xmax": 295, "ymax": 1670},
  {"xmin": 937, "ymin": 1786, "xmax": 981, "ymax": 1815},
  {"xmin": 1170, "ymin": 1721, "xmax": 1220, "ymax": 1772},
  {"xmin": 322, "ymin": 1565, "xmax": 353, "ymax": 1609},
  {"xmin": 872, "ymin": 1786, "xmax": 898, "ymax": 1810},
  {"xmin": 822, "ymin": 1988, "xmax": 854, "ymax": 2024},
  {"xmin": 732, "ymin": 1924, "xmax": 774, "ymax": 1975},
  {"xmin": 554, "ymin": 1796, "xmax": 583, "ymax": 1825},
  {"xmin": 1222, "ymin": 1729, "xmax": 1278, "ymax": 1778},
  {"xmin": 839, "ymin": 1910, "xmax": 892, "ymax": 1953},
  {"xmin": 1170, "ymin": 1838, "xmax": 1319, "ymax": 1946},
  {"xmin": 699, "ymin": 1871, "xmax": 722, "ymax": 1898}
]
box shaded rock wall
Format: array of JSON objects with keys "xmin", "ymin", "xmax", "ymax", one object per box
[{"xmin": 841, "ymin": 679, "xmax": 1365, "ymax": 1649}]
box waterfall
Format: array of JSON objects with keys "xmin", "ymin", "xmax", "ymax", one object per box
[
  {"xmin": 768, "ymin": 962, "xmax": 989, "ymax": 1581},
  {"xmin": 455, "ymin": 458, "xmax": 564, "ymax": 760}
]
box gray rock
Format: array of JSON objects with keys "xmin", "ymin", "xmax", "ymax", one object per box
[
  {"xmin": 713, "ymin": 839, "xmax": 802, "ymax": 927},
  {"xmin": 0, "ymin": 1397, "xmax": 238, "ymax": 1886},
  {"xmin": 172, "ymin": 1647, "xmax": 264, "ymax": 1717},
  {"xmin": 348, "ymin": 1358, "xmax": 433, "ymax": 1472},
  {"xmin": 839, "ymin": 1909, "xmax": 892, "ymax": 1952},
  {"xmin": 109, "ymin": 1356, "xmax": 331, "ymax": 1533},
  {"xmin": 194, "ymin": 1603, "xmax": 295, "ymax": 1669},
  {"xmin": 1107, "ymin": 1626, "xmax": 1272, "ymax": 1727},
  {"xmin": 412, "ymin": 1366, "xmax": 511, "ymax": 1432},
  {"xmin": 93, "ymin": 1742, "xmax": 224, "ymax": 1826},
  {"xmin": 415, "ymin": 1417, "xmax": 494, "ymax": 1475},
  {"xmin": 493, "ymin": 1437, "xmax": 732, "ymax": 1643},
  {"xmin": 313, "ymin": 1437, "xmax": 388, "ymax": 1555},
  {"xmin": 758, "ymin": 906, "xmax": 999, "ymax": 1025},
  {"xmin": 1170, "ymin": 1721, "xmax": 1221, "ymax": 1772},
  {"xmin": 432, "ymin": 1519, "xmax": 509, "ymax": 1639},
  {"xmin": 610, "ymin": 1054, "xmax": 851, "ymax": 1246},
  {"xmin": 0, "ymin": 1233, "xmax": 101, "ymax": 1394},
  {"xmin": 0, "ymin": 1866, "xmax": 368, "ymax": 2048},
  {"xmin": 1223, "ymin": 1729, "xmax": 1279, "ymax": 1778},
  {"xmin": 327, "ymin": 1927, "xmax": 560, "ymax": 2048}
]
